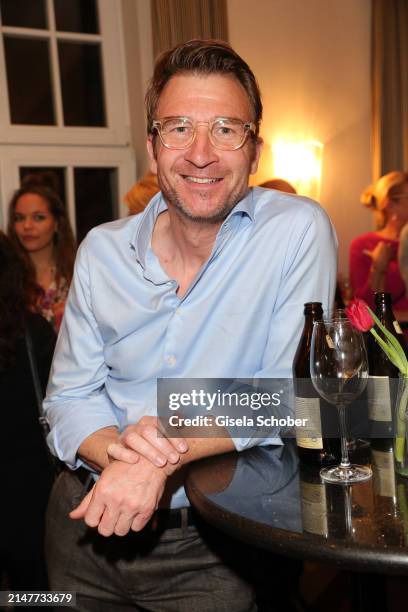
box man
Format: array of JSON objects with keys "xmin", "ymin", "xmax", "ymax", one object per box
[{"xmin": 44, "ymin": 39, "xmax": 336, "ymax": 610}]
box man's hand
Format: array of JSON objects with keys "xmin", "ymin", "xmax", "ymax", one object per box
[
  {"xmin": 69, "ymin": 457, "xmax": 168, "ymax": 536},
  {"xmin": 107, "ymin": 416, "xmax": 188, "ymax": 468}
]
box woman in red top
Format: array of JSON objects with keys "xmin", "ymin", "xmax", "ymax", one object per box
[{"xmin": 349, "ymin": 171, "xmax": 408, "ymax": 314}]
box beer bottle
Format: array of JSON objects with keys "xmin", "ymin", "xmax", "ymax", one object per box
[
  {"xmin": 367, "ymin": 292, "xmax": 407, "ymax": 439},
  {"xmin": 293, "ymin": 302, "xmax": 339, "ymax": 464}
]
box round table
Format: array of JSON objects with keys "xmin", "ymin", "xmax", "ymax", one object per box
[{"xmin": 185, "ymin": 441, "xmax": 408, "ymax": 576}]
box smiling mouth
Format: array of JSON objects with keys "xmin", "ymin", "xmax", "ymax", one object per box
[{"xmin": 182, "ymin": 175, "xmax": 222, "ymax": 184}]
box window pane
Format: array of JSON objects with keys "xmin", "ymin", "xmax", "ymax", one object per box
[
  {"xmin": 0, "ymin": 0, "xmax": 47, "ymax": 29},
  {"xmin": 4, "ymin": 36, "xmax": 55, "ymax": 125},
  {"xmin": 19, "ymin": 167, "xmax": 66, "ymax": 204},
  {"xmin": 58, "ymin": 42, "xmax": 105, "ymax": 126},
  {"xmin": 74, "ymin": 168, "xmax": 117, "ymax": 242},
  {"xmin": 54, "ymin": 0, "xmax": 98, "ymax": 34}
]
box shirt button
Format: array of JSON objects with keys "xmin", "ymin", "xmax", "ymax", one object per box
[{"xmin": 167, "ymin": 355, "xmax": 176, "ymax": 366}]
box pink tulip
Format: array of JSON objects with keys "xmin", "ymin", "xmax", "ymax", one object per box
[{"xmin": 346, "ymin": 298, "xmax": 374, "ymax": 332}]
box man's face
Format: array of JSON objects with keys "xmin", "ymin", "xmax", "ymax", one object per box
[{"xmin": 147, "ymin": 74, "xmax": 262, "ymax": 223}]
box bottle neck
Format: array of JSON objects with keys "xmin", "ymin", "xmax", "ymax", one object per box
[
  {"xmin": 303, "ymin": 304, "xmax": 323, "ymax": 320},
  {"xmin": 375, "ymin": 293, "xmax": 395, "ymax": 324}
]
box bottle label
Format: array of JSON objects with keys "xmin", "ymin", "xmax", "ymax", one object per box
[
  {"xmin": 295, "ymin": 396, "xmax": 323, "ymax": 449},
  {"xmin": 325, "ymin": 334, "xmax": 335, "ymax": 349},
  {"xmin": 372, "ymin": 449, "xmax": 396, "ymax": 497},
  {"xmin": 300, "ymin": 480, "xmax": 328, "ymax": 536},
  {"xmin": 367, "ymin": 376, "xmax": 392, "ymax": 422},
  {"xmin": 393, "ymin": 320, "xmax": 403, "ymax": 335}
]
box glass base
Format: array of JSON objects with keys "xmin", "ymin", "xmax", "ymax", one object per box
[{"xmin": 320, "ymin": 464, "xmax": 372, "ymax": 484}]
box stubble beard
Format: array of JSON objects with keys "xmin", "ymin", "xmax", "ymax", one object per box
[{"xmin": 158, "ymin": 176, "xmax": 248, "ymax": 225}]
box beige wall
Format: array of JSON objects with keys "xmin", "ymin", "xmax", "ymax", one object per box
[{"xmin": 227, "ymin": 0, "xmax": 373, "ymax": 275}]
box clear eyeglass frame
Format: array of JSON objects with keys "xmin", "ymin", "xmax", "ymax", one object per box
[{"xmin": 152, "ymin": 116, "xmax": 256, "ymax": 151}]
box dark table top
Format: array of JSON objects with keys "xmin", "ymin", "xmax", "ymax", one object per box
[{"xmin": 185, "ymin": 441, "xmax": 408, "ymax": 575}]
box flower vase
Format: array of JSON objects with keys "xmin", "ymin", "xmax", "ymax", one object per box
[{"xmin": 394, "ymin": 375, "xmax": 408, "ymax": 477}]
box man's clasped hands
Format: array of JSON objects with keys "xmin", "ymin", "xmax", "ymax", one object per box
[{"xmin": 70, "ymin": 417, "xmax": 189, "ymax": 537}]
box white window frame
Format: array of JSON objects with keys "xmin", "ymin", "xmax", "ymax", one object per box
[
  {"xmin": 0, "ymin": 0, "xmax": 131, "ymax": 146},
  {"xmin": 0, "ymin": 144, "xmax": 135, "ymax": 232}
]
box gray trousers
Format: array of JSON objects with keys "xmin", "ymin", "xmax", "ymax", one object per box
[{"xmin": 45, "ymin": 471, "xmax": 257, "ymax": 612}]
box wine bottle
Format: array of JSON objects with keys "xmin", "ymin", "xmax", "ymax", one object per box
[
  {"xmin": 371, "ymin": 440, "xmax": 404, "ymax": 545},
  {"xmin": 292, "ymin": 302, "xmax": 339, "ymax": 464},
  {"xmin": 299, "ymin": 463, "xmax": 328, "ymax": 536},
  {"xmin": 371, "ymin": 438, "xmax": 396, "ymax": 498},
  {"xmin": 367, "ymin": 292, "xmax": 407, "ymax": 440}
]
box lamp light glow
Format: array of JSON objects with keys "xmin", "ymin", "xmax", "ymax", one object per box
[{"xmin": 271, "ymin": 140, "xmax": 324, "ymax": 200}]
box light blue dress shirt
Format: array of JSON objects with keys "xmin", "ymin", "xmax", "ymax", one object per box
[{"xmin": 44, "ymin": 187, "xmax": 337, "ymax": 508}]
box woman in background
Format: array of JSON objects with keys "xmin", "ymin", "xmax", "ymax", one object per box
[
  {"xmin": 7, "ymin": 181, "xmax": 76, "ymax": 332},
  {"xmin": 0, "ymin": 232, "xmax": 56, "ymax": 591},
  {"xmin": 399, "ymin": 223, "xmax": 408, "ymax": 294},
  {"xmin": 349, "ymin": 171, "xmax": 408, "ymax": 313}
]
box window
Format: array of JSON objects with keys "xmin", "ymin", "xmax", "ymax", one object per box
[
  {"xmin": 0, "ymin": 0, "xmax": 131, "ymax": 145},
  {"xmin": 18, "ymin": 165, "xmax": 118, "ymax": 243},
  {"xmin": 0, "ymin": 146, "xmax": 135, "ymax": 240},
  {"xmin": 0, "ymin": 0, "xmax": 136, "ymax": 234}
]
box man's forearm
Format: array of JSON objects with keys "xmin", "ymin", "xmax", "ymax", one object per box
[
  {"xmin": 77, "ymin": 426, "xmax": 120, "ymax": 471},
  {"xmin": 175, "ymin": 436, "xmax": 235, "ymax": 469},
  {"xmin": 143, "ymin": 436, "xmax": 236, "ymax": 478},
  {"xmin": 107, "ymin": 417, "xmax": 236, "ymax": 474}
]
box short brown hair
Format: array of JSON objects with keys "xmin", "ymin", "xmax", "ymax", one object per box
[{"xmin": 145, "ymin": 39, "xmax": 262, "ymax": 137}]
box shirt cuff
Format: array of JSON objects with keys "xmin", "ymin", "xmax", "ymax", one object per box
[
  {"xmin": 45, "ymin": 393, "xmax": 119, "ymax": 469},
  {"xmin": 232, "ymin": 436, "xmax": 283, "ymax": 452}
]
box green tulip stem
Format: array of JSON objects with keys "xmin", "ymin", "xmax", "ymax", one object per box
[
  {"xmin": 370, "ymin": 328, "xmax": 406, "ymax": 373},
  {"xmin": 368, "ymin": 307, "xmax": 408, "ymax": 373},
  {"xmin": 397, "ymin": 483, "xmax": 408, "ymax": 545},
  {"xmin": 395, "ymin": 376, "xmax": 408, "ymax": 464}
]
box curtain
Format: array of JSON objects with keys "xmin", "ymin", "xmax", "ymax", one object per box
[
  {"xmin": 151, "ymin": 0, "xmax": 229, "ymax": 58},
  {"xmin": 372, "ymin": 0, "xmax": 408, "ymax": 179}
]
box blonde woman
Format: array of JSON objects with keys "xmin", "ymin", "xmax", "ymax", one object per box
[{"xmin": 349, "ymin": 171, "xmax": 408, "ymax": 312}]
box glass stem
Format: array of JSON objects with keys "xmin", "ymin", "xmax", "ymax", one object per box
[{"xmin": 337, "ymin": 402, "xmax": 350, "ymax": 468}]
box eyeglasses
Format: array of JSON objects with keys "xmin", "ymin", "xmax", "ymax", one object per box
[{"xmin": 152, "ymin": 116, "xmax": 256, "ymax": 151}]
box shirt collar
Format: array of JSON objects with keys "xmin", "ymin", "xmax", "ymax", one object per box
[
  {"xmin": 130, "ymin": 192, "xmax": 166, "ymax": 268},
  {"xmin": 229, "ymin": 188, "xmax": 256, "ymax": 222},
  {"xmin": 130, "ymin": 188, "xmax": 256, "ymax": 268}
]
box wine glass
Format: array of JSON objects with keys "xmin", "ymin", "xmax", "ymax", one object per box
[
  {"xmin": 324, "ymin": 308, "xmax": 348, "ymax": 320},
  {"xmin": 310, "ymin": 318, "xmax": 372, "ymax": 484},
  {"xmin": 325, "ymin": 308, "xmax": 369, "ymax": 451}
]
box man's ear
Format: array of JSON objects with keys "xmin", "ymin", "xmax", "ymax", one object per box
[
  {"xmin": 147, "ymin": 136, "xmax": 158, "ymax": 174},
  {"xmin": 250, "ymin": 137, "xmax": 263, "ymax": 175}
]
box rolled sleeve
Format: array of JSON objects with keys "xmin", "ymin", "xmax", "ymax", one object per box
[
  {"xmin": 46, "ymin": 392, "xmax": 119, "ymax": 468},
  {"xmin": 232, "ymin": 436, "xmax": 282, "ymax": 452}
]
